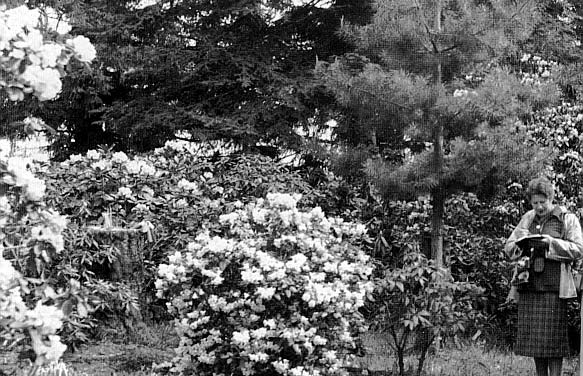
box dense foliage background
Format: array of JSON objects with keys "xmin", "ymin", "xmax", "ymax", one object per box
[{"xmin": 6, "ymin": 0, "xmax": 583, "ymax": 374}]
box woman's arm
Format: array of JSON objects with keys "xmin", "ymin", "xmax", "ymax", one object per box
[
  {"xmin": 546, "ymin": 213, "xmax": 583, "ymax": 262},
  {"xmin": 504, "ymin": 211, "xmax": 534, "ymax": 261}
]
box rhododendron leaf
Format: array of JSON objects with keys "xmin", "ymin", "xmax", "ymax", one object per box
[{"xmin": 61, "ymin": 299, "xmax": 73, "ymax": 316}]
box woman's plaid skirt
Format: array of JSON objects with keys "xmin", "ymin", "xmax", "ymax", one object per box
[{"xmin": 514, "ymin": 291, "xmax": 570, "ymax": 357}]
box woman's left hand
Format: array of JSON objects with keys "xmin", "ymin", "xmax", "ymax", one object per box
[{"xmin": 541, "ymin": 234, "xmax": 554, "ymax": 245}]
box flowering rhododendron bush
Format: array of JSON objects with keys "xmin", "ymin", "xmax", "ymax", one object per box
[
  {"xmin": 0, "ymin": 3, "xmax": 97, "ymax": 369},
  {"xmin": 0, "ymin": 156, "xmax": 72, "ymax": 368},
  {"xmin": 155, "ymin": 192, "xmax": 374, "ymax": 376},
  {"xmin": 41, "ymin": 144, "xmax": 322, "ymax": 262},
  {"xmin": 525, "ymin": 101, "xmax": 583, "ymax": 208},
  {"xmin": 37, "ymin": 142, "xmax": 361, "ymax": 339}
]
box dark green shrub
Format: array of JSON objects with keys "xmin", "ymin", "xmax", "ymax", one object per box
[
  {"xmin": 368, "ymin": 248, "xmax": 483, "ymax": 376},
  {"xmin": 363, "ymin": 191, "xmax": 523, "ymax": 349}
]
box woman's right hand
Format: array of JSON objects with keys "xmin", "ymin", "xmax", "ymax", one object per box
[{"xmin": 509, "ymin": 245, "xmax": 523, "ymax": 261}]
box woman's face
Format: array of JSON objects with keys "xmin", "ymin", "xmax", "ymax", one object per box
[{"xmin": 531, "ymin": 194, "xmax": 553, "ymax": 217}]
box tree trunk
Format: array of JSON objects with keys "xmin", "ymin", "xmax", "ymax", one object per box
[
  {"xmin": 370, "ymin": 127, "xmax": 378, "ymax": 149},
  {"xmin": 416, "ymin": 329, "xmax": 435, "ymax": 376},
  {"xmin": 391, "ymin": 327, "xmax": 409, "ymax": 376},
  {"xmin": 431, "ymin": 184, "xmax": 445, "ymax": 267},
  {"xmin": 431, "ymin": 0, "xmax": 445, "ymax": 267}
]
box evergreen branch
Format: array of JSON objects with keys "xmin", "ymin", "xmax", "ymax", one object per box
[
  {"xmin": 271, "ymin": 0, "xmax": 334, "ymax": 26},
  {"xmin": 429, "ymin": 38, "xmax": 439, "ymax": 54},
  {"xmin": 302, "ymin": 0, "xmax": 330, "ymax": 8},
  {"xmin": 413, "ymin": 0, "xmax": 437, "ymax": 53},
  {"xmin": 410, "ymin": 0, "xmax": 459, "ymax": 55},
  {"xmin": 430, "ymin": 0, "xmax": 441, "ymax": 54},
  {"xmin": 412, "ymin": 0, "xmax": 431, "ymax": 33},
  {"xmin": 439, "ymin": 44, "xmax": 458, "ymax": 53},
  {"xmin": 459, "ymin": 0, "xmax": 536, "ymax": 47},
  {"xmin": 507, "ymin": 0, "xmax": 535, "ymax": 23},
  {"xmin": 351, "ymin": 87, "xmax": 412, "ymax": 111}
]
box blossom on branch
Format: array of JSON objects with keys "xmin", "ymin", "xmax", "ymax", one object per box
[{"xmin": 0, "ymin": 5, "xmax": 97, "ymax": 101}]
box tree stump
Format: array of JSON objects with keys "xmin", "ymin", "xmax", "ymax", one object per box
[
  {"xmin": 84, "ymin": 225, "xmax": 150, "ymax": 336},
  {"xmin": 84, "ymin": 226, "xmax": 145, "ymax": 288}
]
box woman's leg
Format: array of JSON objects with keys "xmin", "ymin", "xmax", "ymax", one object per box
[
  {"xmin": 548, "ymin": 357, "xmax": 562, "ymax": 376},
  {"xmin": 534, "ymin": 357, "xmax": 549, "ymax": 376}
]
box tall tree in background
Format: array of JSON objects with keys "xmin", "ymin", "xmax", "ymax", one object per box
[
  {"xmin": 318, "ymin": 0, "xmax": 581, "ymax": 266},
  {"xmin": 0, "ymin": 0, "xmax": 374, "ymax": 159}
]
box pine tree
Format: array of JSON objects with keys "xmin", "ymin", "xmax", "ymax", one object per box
[{"xmin": 318, "ymin": 0, "xmax": 579, "ymax": 266}]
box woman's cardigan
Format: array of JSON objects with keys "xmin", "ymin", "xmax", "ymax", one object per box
[{"xmin": 504, "ymin": 206, "xmax": 583, "ymax": 298}]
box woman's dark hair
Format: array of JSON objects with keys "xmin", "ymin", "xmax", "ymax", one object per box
[{"xmin": 526, "ymin": 177, "xmax": 555, "ymax": 202}]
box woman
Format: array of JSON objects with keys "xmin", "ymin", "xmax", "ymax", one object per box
[{"xmin": 505, "ymin": 177, "xmax": 583, "ymax": 376}]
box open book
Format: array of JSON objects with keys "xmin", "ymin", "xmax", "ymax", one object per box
[{"xmin": 514, "ymin": 234, "xmax": 547, "ymax": 258}]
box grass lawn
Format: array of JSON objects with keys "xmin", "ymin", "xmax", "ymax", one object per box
[
  {"xmin": 60, "ymin": 340, "xmax": 580, "ymax": 376},
  {"xmin": 425, "ymin": 346, "xmax": 578, "ymax": 376},
  {"xmin": 3, "ymin": 328, "xmax": 581, "ymax": 375},
  {"xmin": 354, "ymin": 332, "xmax": 581, "ymax": 376}
]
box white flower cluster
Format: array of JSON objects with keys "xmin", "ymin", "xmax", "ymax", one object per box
[
  {"xmin": 0, "ymin": 159, "xmax": 66, "ymax": 253},
  {"xmin": 177, "ymin": 178, "xmax": 201, "ymax": 194},
  {"xmin": 90, "ymin": 159, "xmax": 111, "ymax": 171},
  {"xmin": 117, "ymin": 186, "xmax": 133, "ymax": 199},
  {"xmin": 27, "ymin": 303, "xmax": 64, "ymax": 335},
  {"xmin": 0, "ymin": 140, "xmax": 69, "ymax": 367},
  {"xmin": 519, "ymin": 54, "xmax": 558, "ymax": 84},
  {"xmin": 125, "ymin": 159, "xmax": 156, "ymax": 176},
  {"xmin": 111, "ymin": 151, "xmax": 129, "ymax": 164},
  {"xmin": 22, "ymin": 115, "xmax": 48, "ymax": 133},
  {"xmin": 65, "ymin": 150, "xmax": 157, "ymax": 176},
  {"xmin": 85, "ymin": 149, "xmax": 100, "ymax": 160},
  {"xmin": 0, "ymin": 257, "xmax": 20, "ymax": 290},
  {"xmin": 0, "ymin": 259, "xmax": 67, "ymax": 364},
  {"xmin": 156, "ymin": 193, "xmax": 374, "ymax": 375},
  {"xmin": 154, "ymin": 139, "xmax": 242, "ymax": 157},
  {"xmin": 66, "ymin": 35, "xmax": 96, "ymax": 63},
  {"xmin": 3, "ymin": 157, "xmax": 46, "ymax": 201},
  {"xmin": 31, "ymin": 226, "xmax": 64, "ymax": 254},
  {"xmin": 528, "ymin": 103, "xmax": 583, "ymax": 149},
  {"xmin": 453, "ymin": 89, "xmax": 477, "ymax": 98},
  {"xmin": 552, "ymin": 0, "xmax": 578, "ymax": 25},
  {"xmin": 0, "ymin": 5, "xmax": 97, "ymax": 101},
  {"xmin": 492, "ymin": 203, "xmax": 519, "ymax": 217},
  {"xmin": 221, "ymin": 194, "xmax": 367, "ymax": 245},
  {"xmin": 266, "ymin": 192, "xmax": 303, "ymax": 210},
  {"xmin": 463, "ymin": 74, "xmax": 483, "ymax": 83},
  {"xmin": 155, "ymin": 139, "xmax": 200, "ymax": 155}
]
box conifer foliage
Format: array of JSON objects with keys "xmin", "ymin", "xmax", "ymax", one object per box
[
  {"xmin": 0, "ymin": 0, "xmax": 375, "ymax": 158},
  {"xmin": 318, "ymin": 0, "xmax": 578, "ymax": 265}
]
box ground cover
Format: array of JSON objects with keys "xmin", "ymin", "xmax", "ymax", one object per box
[
  {"xmin": 353, "ymin": 332, "xmax": 579, "ymax": 376},
  {"xmin": 4, "ymin": 330, "xmax": 581, "ymax": 376}
]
